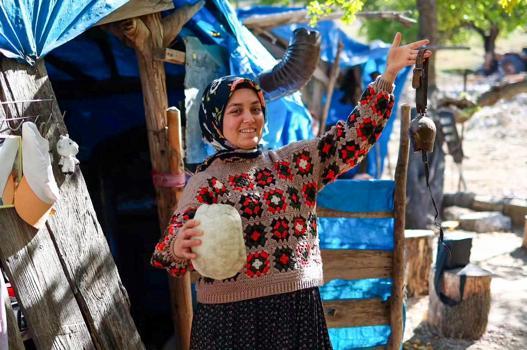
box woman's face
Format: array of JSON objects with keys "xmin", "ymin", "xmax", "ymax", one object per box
[{"xmin": 222, "ymin": 88, "xmax": 264, "ymax": 150}]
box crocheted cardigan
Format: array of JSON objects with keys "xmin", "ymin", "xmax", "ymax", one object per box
[{"xmin": 151, "ymin": 77, "xmax": 395, "ymax": 304}]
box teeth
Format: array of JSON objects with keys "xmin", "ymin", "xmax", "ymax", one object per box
[{"xmin": 240, "ymin": 129, "xmax": 256, "ymax": 133}]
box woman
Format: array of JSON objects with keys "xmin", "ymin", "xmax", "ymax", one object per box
[{"xmin": 152, "ymin": 33, "xmax": 430, "ymax": 349}]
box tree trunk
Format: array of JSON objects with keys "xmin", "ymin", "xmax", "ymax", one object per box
[
  {"xmin": 483, "ymin": 25, "xmax": 500, "ymax": 55},
  {"xmin": 428, "ymin": 265, "xmax": 492, "ymax": 340},
  {"xmin": 404, "ymin": 230, "xmax": 433, "ymax": 297},
  {"xmin": 416, "ymin": 0, "xmax": 438, "ymax": 90},
  {"xmin": 0, "ymin": 58, "xmax": 143, "ymax": 349}
]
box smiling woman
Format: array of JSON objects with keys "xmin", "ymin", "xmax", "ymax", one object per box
[
  {"xmin": 151, "ymin": 33, "xmax": 431, "ymax": 350},
  {"xmin": 222, "ymin": 88, "xmax": 265, "ymax": 150}
]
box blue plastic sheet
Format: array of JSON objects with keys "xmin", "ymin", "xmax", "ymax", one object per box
[
  {"xmin": 329, "ymin": 326, "xmax": 391, "ymax": 349},
  {"xmin": 320, "ymin": 278, "xmax": 392, "ymax": 301},
  {"xmin": 318, "ymin": 217, "xmax": 394, "ymax": 250},
  {"xmin": 0, "ymin": 0, "xmax": 128, "ymax": 64},
  {"xmin": 318, "ymin": 180, "xmax": 394, "ymax": 212}
]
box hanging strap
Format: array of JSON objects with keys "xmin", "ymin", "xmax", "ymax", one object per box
[{"xmin": 412, "ymin": 49, "xmax": 429, "ymax": 115}]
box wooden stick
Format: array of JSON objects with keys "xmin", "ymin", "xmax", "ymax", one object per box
[
  {"xmin": 388, "ymin": 104, "xmax": 410, "ymax": 349},
  {"xmin": 167, "ymin": 108, "xmax": 193, "ymax": 350},
  {"xmin": 523, "ymin": 215, "xmax": 527, "ymax": 249},
  {"xmin": 318, "ymin": 41, "xmax": 343, "ymax": 137}
]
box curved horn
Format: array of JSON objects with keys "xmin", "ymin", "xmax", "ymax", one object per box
[{"xmin": 257, "ymin": 28, "xmax": 321, "ymax": 101}]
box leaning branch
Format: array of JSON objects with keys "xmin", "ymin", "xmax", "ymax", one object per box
[
  {"xmin": 242, "ymin": 9, "xmax": 416, "ymax": 29},
  {"xmin": 477, "ymin": 78, "xmax": 527, "ymax": 106}
]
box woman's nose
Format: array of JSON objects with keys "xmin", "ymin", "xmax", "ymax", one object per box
[{"xmin": 241, "ymin": 110, "xmax": 255, "ymax": 123}]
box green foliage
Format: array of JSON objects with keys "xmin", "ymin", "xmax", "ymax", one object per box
[
  {"xmin": 306, "ymin": 0, "xmax": 364, "ymax": 26},
  {"xmin": 437, "ymin": 0, "xmax": 527, "ymax": 37}
]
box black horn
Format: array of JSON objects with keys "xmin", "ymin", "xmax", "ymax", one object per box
[{"xmin": 257, "ymin": 28, "xmax": 321, "ymax": 101}]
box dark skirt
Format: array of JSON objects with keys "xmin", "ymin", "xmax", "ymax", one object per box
[{"xmin": 190, "ymin": 287, "xmax": 332, "ymax": 350}]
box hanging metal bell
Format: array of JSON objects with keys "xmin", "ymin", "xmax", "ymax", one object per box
[{"xmin": 410, "ymin": 114, "xmax": 436, "ymax": 153}]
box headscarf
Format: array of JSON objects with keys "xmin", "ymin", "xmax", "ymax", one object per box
[{"xmin": 197, "ymin": 76, "xmax": 266, "ymax": 172}]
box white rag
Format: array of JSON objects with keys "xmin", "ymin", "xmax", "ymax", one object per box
[
  {"xmin": 0, "ymin": 136, "xmax": 20, "ymax": 199},
  {"xmin": 22, "ymin": 122, "xmax": 59, "ymax": 203}
]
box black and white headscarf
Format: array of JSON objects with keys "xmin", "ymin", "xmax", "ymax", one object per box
[{"xmin": 197, "ymin": 76, "xmax": 266, "ymax": 172}]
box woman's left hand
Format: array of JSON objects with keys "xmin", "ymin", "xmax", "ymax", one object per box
[{"xmin": 383, "ymin": 32, "xmax": 432, "ymax": 83}]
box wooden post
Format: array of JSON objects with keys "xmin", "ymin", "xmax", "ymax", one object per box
[
  {"xmin": 388, "ymin": 104, "xmax": 410, "ymax": 349},
  {"xmin": 428, "ymin": 265, "xmax": 492, "ymax": 339},
  {"xmin": 318, "ymin": 41, "xmax": 343, "ymax": 136},
  {"xmin": 404, "ymin": 229, "xmax": 434, "ymax": 297},
  {"xmin": 167, "ymin": 107, "xmax": 193, "ymax": 350},
  {"xmin": 107, "ymin": 3, "xmax": 202, "ymax": 349},
  {"xmin": 0, "ymin": 58, "xmax": 143, "ymax": 349}
]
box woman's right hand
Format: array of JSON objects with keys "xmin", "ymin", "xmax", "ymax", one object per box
[{"xmin": 171, "ymin": 219, "xmax": 203, "ymax": 260}]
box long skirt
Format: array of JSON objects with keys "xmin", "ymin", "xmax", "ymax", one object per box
[{"xmin": 190, "ymin": 287, "xmax": 332, "ymax": 350}]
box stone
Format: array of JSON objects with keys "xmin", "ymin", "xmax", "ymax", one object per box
[
  {"xmin": 443, "ymin": 206, "xmax": 473, "ymax": 221},
  {"xmin": 458, "ymin": 211, "xmax": 512, "ymax": 233}
]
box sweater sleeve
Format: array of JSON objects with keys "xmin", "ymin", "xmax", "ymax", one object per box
[
  {"xmin": 314, "ymin": 76, "xmax": 395, "ymax": 187},
  {"xmin": 151, "ymin": 193, "xmax": 199, "ymax": 277}
]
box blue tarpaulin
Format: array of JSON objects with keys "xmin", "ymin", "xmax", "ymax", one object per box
[
  {"xmin": 0, "ymin": 0, "xmax": 128, "ymax": 65},
  {"xmin": 317, "ymin": 179, "xmax": 400, "ymax": 349}
]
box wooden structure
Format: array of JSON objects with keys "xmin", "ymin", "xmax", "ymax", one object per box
[
  {"xmin": 0, "ymin": 55, "xmax": 143, "ymax": 350},
  {"xmin": 404, "ymin": 229, "xmax": 434, "ymax": 297},
  {"xmin": 428, "ymin": 264, "xmax": 492, "ymax": 339},
  {"xmin": 316, "ymin": 104, "xmax": 410, "ymax": 349}
]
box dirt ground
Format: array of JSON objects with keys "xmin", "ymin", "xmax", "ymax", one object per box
[{"xmin": 383, "ymin": 46, "xmax": 527, "ymax": 348}]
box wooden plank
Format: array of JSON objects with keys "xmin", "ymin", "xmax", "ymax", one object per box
[
  {"xmin": 155, "ymin": 48, "xmax": 186, "ymax": 65},
  {"xmin": 0, "ymin": 210, "xmax": 95, "ymax": 349},
  {"xmin": 47, "ymin": 172, "xmax": 144, "ymax": 349},
  {"xmin": 0, "ymin": 58, "xmax": 143, "ymax": 349},
  {"xmin": 323, "ymin": 299, "xmax": 390, "ymax": 328},
  {"xmin": 321, "ymin": 250, "xmax": 393, "ymax": 281},
  {"xmin": 97, "ymin": 0, "xmax": 174, "ymax": 25},
  {"xmin": 317, "ymin": 207, "xmax": 393, "ymax": 219},
  {"xmin": 318, "ymin": 41, "xmax": 342, "ymax": 136},
  {"xmin": 388, "ymin": 104, "xmax": 410, "ymax": 349}
]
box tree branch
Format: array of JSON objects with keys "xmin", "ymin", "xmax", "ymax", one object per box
[{"xmin": 162, "ymin": 1, "xmax": 204, "ymax": 47}]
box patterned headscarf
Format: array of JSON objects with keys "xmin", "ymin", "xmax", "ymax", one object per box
[{"xmin": 197, "ymin": 76, "xmax": 266, "ymax": 171}]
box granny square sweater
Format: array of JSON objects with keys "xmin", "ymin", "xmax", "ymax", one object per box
[{"xmin": 151, "ymin": 77, "xmax": 395, "ymax": 304}]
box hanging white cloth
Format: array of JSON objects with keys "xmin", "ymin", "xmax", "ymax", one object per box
[{"xmin": 0, "ymin": 136, "xmax": 20, "ymax": 206}]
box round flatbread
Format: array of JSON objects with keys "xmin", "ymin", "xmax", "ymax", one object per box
[{"xmin": 191, "ymin": 204, "xmax": 246, "ymax": 280}]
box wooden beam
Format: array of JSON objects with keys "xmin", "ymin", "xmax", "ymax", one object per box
[
  {"xmin": 317, "ymin": 207, "xmax": 393, "ymax": 219},
  {"xmin": 242, "ymin": 9, "xmax": 416, "ymax": 29},
  {"xmin": 108, "ymin": 6, "xmax": 201, "ymax": 348},
  {"xmin": 97, "ymin": 0, "xmax": 174, "ymax": 26},
  {"xmin": 322, "ymin": 250, "xmax": 393, "ymax": 281},
  {"xmin": 388, "ymin": 104, "xmax": 410, "ymax": 349},
  {"xmin": 323, "ymin": 299, "xmax": 390, "ymax": 328},
  {"xmin": 155, "ymin": 48, "xmax": 186, "ymax": 65},
  {"xmin": 477, "ymin": 78, "xmax": 527, "ymax": 107}
]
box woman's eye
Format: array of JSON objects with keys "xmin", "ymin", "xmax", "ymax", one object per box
[
  {"xmin": 252, "ymin": 107, "xmax": 262, "ymax": 114},
  {"xmin": 229, "ymin": 108, "xmax": 240, "ymax": 115}
]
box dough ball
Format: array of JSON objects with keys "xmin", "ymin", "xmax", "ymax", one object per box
[{"xmin": 192, "ymin": 204, "xmax": 246, "ymax": 280}]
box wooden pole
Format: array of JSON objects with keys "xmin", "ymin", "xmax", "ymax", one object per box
[
  {"xmin": 388, "ymin": 104, "xmax": 410, "ymax": 349},
  {"xmin": 318, "ymin": 41, "xmax": 343, "ymax": 137},
  {"xmin": 107, "ymin": 4, "xmax": 202, "ymax": 348},
  {"xmin": 167, "ymin": 107, "xmax": 193, "ymax": 350}
]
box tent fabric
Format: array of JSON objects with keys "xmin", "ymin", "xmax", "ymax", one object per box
[
  {"xmin": 318, "ymin": 180, "xmax": 394, "ymax": 212},
  {"xmin": 0, "ymin": 0, "xmax": 128, "ymax": 65}
]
